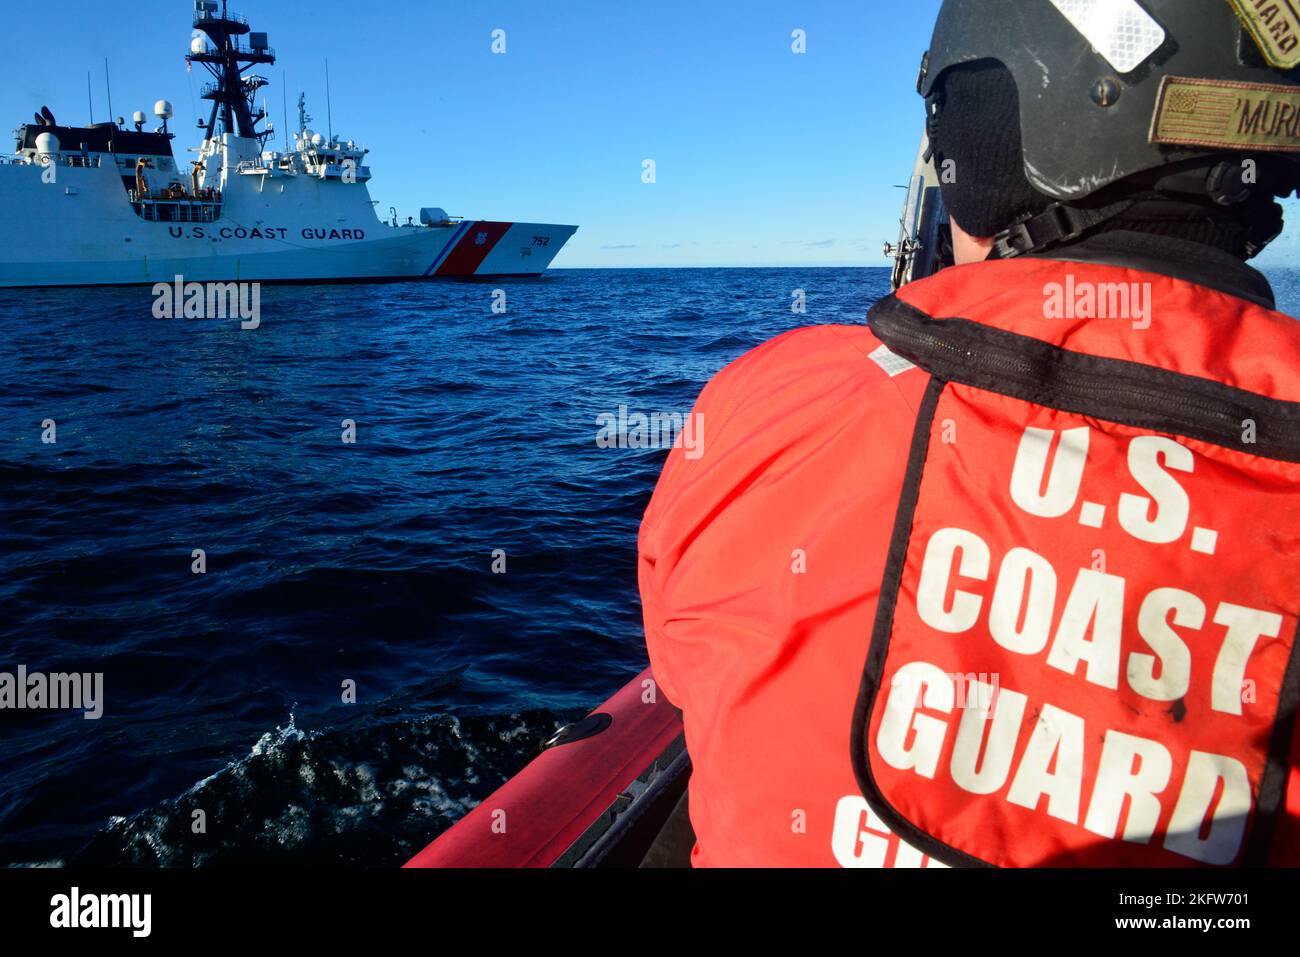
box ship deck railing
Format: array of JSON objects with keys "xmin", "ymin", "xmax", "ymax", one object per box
[
  {"xmin": 0, "ymin": 154, "xmax": 101, "ymax": 168},
  {"xmin": 130, "ymin": 195, "xmax": 224, "ymax": 224},
  {"xmin": 193, "ymin": 11, "xmax": 249, "ymax": 30}
]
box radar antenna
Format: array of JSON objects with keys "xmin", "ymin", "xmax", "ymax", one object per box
[
  {"xmin": 187, "ymin": 0, "xmax": 276, "ymax": 144},
  {"xmin": 297, "ymin": 92, "xmax": 312, "ymax": 137}
]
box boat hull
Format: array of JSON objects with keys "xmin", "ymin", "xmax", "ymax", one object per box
[
  {"xmin": 405, "ymin": 668, "xmax": 690, "ymax": 868},
  {"xmin": 0, "ymin": 161, "xmax": 576, "ymax": 287}
]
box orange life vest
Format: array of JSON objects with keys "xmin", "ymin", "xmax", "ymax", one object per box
[{"xmin": 639, "ymin": 256, "xmax": 1300, "ymax": 867}]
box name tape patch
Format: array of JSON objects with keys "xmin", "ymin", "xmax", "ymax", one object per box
[
  {"xmin": 1228, "ymin": 0, "xmax": 1300, "ymax": 70},
  {"xmin": 1149, "ymin": 75, "xmax": 1300, "ymax": 152}
]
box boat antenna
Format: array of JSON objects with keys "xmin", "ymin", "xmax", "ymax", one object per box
[
  {"xmin": 104, "ymin": 58, "xmax": 114, "ymax": 125},
  {"xmin": 281, "ymin": 72, "xmax": 289, "ymax": 152},
  {"xmin": 87, "ymin": 71, "xmax": 94, "ymax": 123},
  {"xmin": 324, "ymin": 59, "xmax": 333, "ymax": 144}
]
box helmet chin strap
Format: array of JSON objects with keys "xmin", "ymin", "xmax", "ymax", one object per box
[
  {"xmin": 991, "ymin": 199, "xmax": 1137, "ymax": 259},
  {"xmin": 993, "ymin": 160, "xmax": 1290, "ymax": 260}
]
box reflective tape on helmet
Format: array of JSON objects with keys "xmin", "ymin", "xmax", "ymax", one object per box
[{"xmin": 1048, "ymin": 0, "xmax": 1167, "ymax": 73}]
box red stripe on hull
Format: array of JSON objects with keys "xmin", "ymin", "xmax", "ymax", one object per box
[{"xmin": 435, "ymin": 221, "xmax": 513, "ymax": 276}]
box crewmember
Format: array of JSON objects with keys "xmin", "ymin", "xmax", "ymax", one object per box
[{"xmin": 639, "ymin": 0, "xmax": 1300, "ymax": 867}]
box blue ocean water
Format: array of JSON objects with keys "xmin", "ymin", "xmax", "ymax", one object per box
[
  {"xmin": 1, "ymin": 265, "xmax": 1297, "ymax": 867},
  {"xmin": 0, "ymin": 266, "xmax": 883, "ymax": 866}
]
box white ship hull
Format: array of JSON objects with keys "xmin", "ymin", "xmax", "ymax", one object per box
[{"xmin": 0, "ymin": 159, "xmax": 575, "ymax": 288}]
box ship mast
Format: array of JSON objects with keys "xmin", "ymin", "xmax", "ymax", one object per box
[{"xmin": 187, "ymin": 0, "xmax": 276, "ymax": 144}]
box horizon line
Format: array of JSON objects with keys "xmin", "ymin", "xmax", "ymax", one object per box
[
  {"xmin": 551, "ymin": 260, "xmax": 1300, "ymax": 272},
  {"xmin": 551, "ymin": 263, "xmax": 891, "ymax": 271}
]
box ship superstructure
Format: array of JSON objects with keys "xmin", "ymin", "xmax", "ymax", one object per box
[{"xmin": 0, "ymin": 1, "xmax": 576, "ymax": 288}]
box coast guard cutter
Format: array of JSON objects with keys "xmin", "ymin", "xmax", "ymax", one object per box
[{"xmin": 0, "ymin": 1, "xmax": 577, "ymax": 288}]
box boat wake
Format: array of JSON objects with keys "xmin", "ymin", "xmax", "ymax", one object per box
[{"xmin": 70, "ymin": 707, "xmax": 572, "ymax": 867}]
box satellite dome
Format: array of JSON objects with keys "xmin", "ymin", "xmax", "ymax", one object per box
[
  {"xmin": 34, "ymin": 131, "xmax": 60, "ymax": 155},
  {"xmin": 310, "ymin": 132, "xmax": 324, "ymax": 147},
  {"xmin": 133, "ymin": 110, "xmax": 147, "ymax": 125},
  {"xmin": 154, "ymin": 100, "xmax": 174, "ymax": 120},
  {"xmin": 190, "ymin": 36, "xmax": 206, "ymax": 55}
]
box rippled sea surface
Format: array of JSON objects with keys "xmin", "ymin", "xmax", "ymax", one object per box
[
  {"xmin": 0, "ymin": 267, "xmax": 888, "ymax": 866},
  {"xmin": 1, "ymin": 265, "xmax": 1297, "ymax": 867}
]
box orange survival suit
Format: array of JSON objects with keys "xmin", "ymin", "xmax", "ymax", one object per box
[{"xmin": 639, "ymin": 247, "xmax": 1300, "ymax": 867}]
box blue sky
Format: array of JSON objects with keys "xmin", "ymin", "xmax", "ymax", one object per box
[{"xmin": 3, "ymin": 0, "xmax": 1297, "ymax": 268}]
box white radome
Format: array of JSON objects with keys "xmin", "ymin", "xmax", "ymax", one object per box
[{"xmin": 154, "ymin": 100, "xmax": 174, "ymax": 120}]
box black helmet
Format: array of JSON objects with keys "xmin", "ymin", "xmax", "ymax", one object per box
[{"xmin": 921, "ymin": 0, "xmax": 1300, "ymax": 256}]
